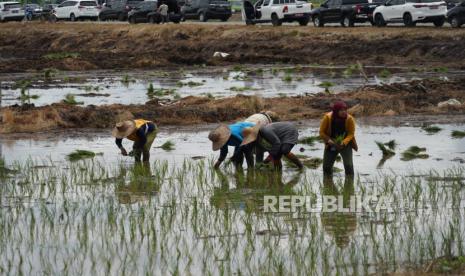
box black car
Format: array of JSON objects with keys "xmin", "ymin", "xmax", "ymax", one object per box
[
  {"xmin": 127, "ymin": 1, "xmax": 157, "ymax": 23},
  {"xmin": 181, "ymin": 0, "xmax": 231, "ymax": 21},
  {"xmin": 311, "ymin": 0, "xmax": 381, "ymax": 27},
  {"xmin": 41, "ymin": 4, "xmax": 58, "ymax": 21},
  {"xmin": 147, "ymin": 0, "xmax": 183, "ymax": 23},
  {"xmin": 447, "ymin": 0, "xmax": 465, "ymax": 27},
  {"xmin": 99, "ymin": 0, "xmax": 142, "ymax": 21}
]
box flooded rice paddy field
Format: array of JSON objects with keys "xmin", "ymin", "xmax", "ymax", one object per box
[
  {"xmin": 0, "ymin": 65, "xmax": 462, "ymax": 107},
  {"xmin": 1, "ymin": 120, "xmax": 465, "ymax": 274}
]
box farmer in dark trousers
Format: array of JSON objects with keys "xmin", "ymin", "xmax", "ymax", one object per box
[
  {"xmin": 209, "ymin": 122, "xmax": 256, "ymax": 169},
  {"xmin": 319, "ymin": 101, "xmax": 358, "ymax": 176},
  {"xmin": 112, "ymin": 119, "xmax": 157, "ymax": 164},
  {"xmin": 241, "ymin": 122, "xmax": 303, "ymax": 170}
]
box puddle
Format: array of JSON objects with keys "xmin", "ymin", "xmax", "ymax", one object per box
[{"xmin": 0, "ymin": 65, "xmax": 462, "ymax": 107}]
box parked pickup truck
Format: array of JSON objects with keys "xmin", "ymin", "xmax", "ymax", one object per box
[
  {"xmin": 310, "ymin": 0, "xmax": 381, "ymax": 27},
  {"xmin": 242, "ymin": 0, "xmax": 313, "ymax": 26}
]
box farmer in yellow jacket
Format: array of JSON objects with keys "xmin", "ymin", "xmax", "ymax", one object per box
[
  {"xmin": 319, "ymin": 101, "xmax": 358, "ymax": 175},
  {"xmin": 112, "ymin": 119, "xmax": 157, "ymax": 163}
]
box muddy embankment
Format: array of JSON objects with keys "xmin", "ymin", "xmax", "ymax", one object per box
[
  {"xmin": 1, "ymin": 23, "xmax": 465, "ymax": 72},
  {"xmin": 1, "ymin": 78, "xmax": 464, "ymax": 133}
]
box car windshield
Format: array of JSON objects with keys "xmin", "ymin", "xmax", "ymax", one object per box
[
  {"xmin": 80, "ymin": 1, "xmax": 97, "ymax": 6},
  {"xmin": 5, "ymin": 3, "xmax": 21, "ymax": 9}
]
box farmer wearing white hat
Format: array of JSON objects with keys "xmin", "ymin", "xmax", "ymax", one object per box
[
  {"xmin": 112, "ymin": 119, "xmax": 157, "ymax": 163},
  {"xmin": 208, "ymin": 121, "xmax": 256, "ymax": 169},
  {"xmin": 241, "ymin": 122, "xmax": 303, "ymax": 170}
]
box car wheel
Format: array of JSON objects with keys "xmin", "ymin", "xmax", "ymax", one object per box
[
  {"xmin": 70, "ymin": 13, "xmax": 76, "ymax": 22},
  {"xmin": 271, "ymin": 13, "xmax": 282, "ymax": 26},
  {"xmin": 99, "ymin": 14, "xmax": 105, "ymax": 21},
  {"xmin": 298, "ymin": 17, "xmax": 309, "ymax": 26},
  {"xmin": 313, "ymin": 15, "xmax": 324, "ymax": 27},
  {"xmin": 374, "ymin": 13, "xmax": 386, "ymax": 27},
  {"xmin": 341, "ymin": 15, "xmax": 354, "ymax": 27},
  {"xmin": 199, "ymin": 12, "xmax": 207, "ymax": 22},
  {"xmin": 433, "ymin": 17, "xmax": 444, "ymax": 27},
  {"xmin": 450, "ymin": 16, "xmax": 460, "ymax": 28},
  {"xmin": 403, "ymin": 13, "xmax": 415, "ymax": 27}
]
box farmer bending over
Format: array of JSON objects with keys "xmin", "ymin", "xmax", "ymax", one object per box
[
  {"xmin": 112, "ymin": 119, "xmax": 157, "ymax": 163},
  {"xmin": 241, "ymin": 122, "xmax": 303, "ymax": 170},
  {"xmin": 209, "ymin": 122, "xmax": 256, "ymax": 169},
  {"xmin": 319, "ymin": 100, "xmax": 357, "ymax": 176}
]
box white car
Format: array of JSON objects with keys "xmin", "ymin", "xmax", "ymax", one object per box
[
  {"xmin": 54, "ymin": 0, "xmax": 100, "ymax": 21},
  {"xmin": 0, "ymin": 2, "xmax": 24, "ymax": 22},
  {"xmin": 373, "ymin": 0, "xmax": 447, "ymax": 27},
  {"xmin": 242, "ymin": 0, "xmax": 313, "ymax": 26}
]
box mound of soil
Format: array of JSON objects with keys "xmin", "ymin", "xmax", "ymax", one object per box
[{"xmin": 0, "ymin": 23, "xmax": 465, "ymax": 72}]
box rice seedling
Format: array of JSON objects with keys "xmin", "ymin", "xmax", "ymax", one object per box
[
  {"xmin": 18, "ymin": 87, "xmax": 39, "ymax": 102},
  {"xmin": 379, "ymin": 69, "xmax": 392, "ymax": 79},
  {"xmin": 62, "ymin": 94, "xmax": 84, "ymax": 105},
  {"xmin": 43, "ymin": 52, "xmax": 80, "ymax": 60},
  {"xmin": 121, "ymin": 74, "xmax": 135, "ymax": 86},
  {"xmin": 67, "ymin": 150, "xmax": 102, "ymax": 161},
  {"xmin": 384, "ymin": 140, "xmax": 397, "ymax": 150},
  {"xmin": 451, "ymin": 130, "xmax": 465, "ymax": 139},
  {"xmin": 318, "ymin": 81, "xmax": 334, "ymax": 94},
  {"xmin": 229, "ymin": 86, "xmax": 256, "ymax": 92},
  {"xmin": 422, "ymin": 125, "xmax": 442, "ymax": 134},
  {"xmin": 43, "ymin": 68, "xmax": 58, "ymax": 81},
  {"xmin": 401, "ymin": 146, "xmax": 429, "ymax": 161},
  {"xmin": 282, "ymin": 75, "xmax": 292, "ymax": 83},
  {"xmin": 298, "ymin": 136, "xmax": 321, "ymax": 146},
  {"xmin": 156, "ymin": 140, "xmax": 175, "ymax": 151},
  {"xmin": 375, "ymin": 141, "xmax": 395, "ymax": 157},
  {"xmin": 433, "ymin": 67, "xmax": 449, "ymax": 73}
]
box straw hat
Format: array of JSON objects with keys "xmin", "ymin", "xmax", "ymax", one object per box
[
  {"xmin": 241, "ymin": 125, "xmax": 261, "ymax": 146},
  {"xmin": 208, "ymin": 124, "xmax": 231, "ymax": 151},
  {"xmin": 112, "ymin": 120, "xmax": 136, "ymax": 139},
  {"xmin": 263, "ymin": 111, "xmax": 279, "ymax": 122}
]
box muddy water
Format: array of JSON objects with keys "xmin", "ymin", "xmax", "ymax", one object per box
[
  {"xmin": 1, "ymin": 120, "xmax": 465, "ymax": 275},
  {"xmin": 0, "ymin": 65, "xmax": 462, "ymax": 107},
  {"xmin": 1, "ymin": 121, "xmax": 464, "ymax": 175}
]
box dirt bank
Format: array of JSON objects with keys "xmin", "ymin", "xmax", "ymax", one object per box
[
  {"xmin": 1, "ymin": 23, "xmax": 465, "ymax": 72},
  {"xmin": 1, "ymin": 78, "xmax": 464, "ymax": 133}
]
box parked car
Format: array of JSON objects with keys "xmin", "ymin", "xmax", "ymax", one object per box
[
  {"xmin": 147, "ymin": 0, "xmax": 183, "ymax": 23},
  {"xmin": 0, "ymin": 2, "xmax": 23, "ymax": 22},
  {"xmin": 373, "ymin": 0, "xmax": 447, "ymax": 27},
  {"xmin": 447, "ymin": 0, "xmax": 465, "ymax": 26},
  {"xmin": 445, "ymin": 0, "xmax": 460, "ymax": 9},
  {"xmin": 243, "ymin": 0, "xmax": 312, "ymax": 26},
  {"xmin": 99, "ymin": 0, "xmax": 142, "ymax": 21},
  {"xmin": 181, "ymin": 0, "xmax": 232, "ymax": 22},
  {"xmin": 127, "ymin": 0, "xmax": 157, "ymax": 23},
  {"xmin": 54, "ymin": 0, "xmax": 100, "ymax": 21},
  {"xmin": 41, "ymin": 4, "xmax": 58, "ymax": 21},
  {"xmin": 310, "ymin": 0, "xmax": 381, "ymax": 27}
]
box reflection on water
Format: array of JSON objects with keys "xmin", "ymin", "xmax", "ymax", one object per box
[
  {"xmin": 211, "ymin": 169, "xmax": 301, "ymax": 211},
  {"xmin": 321, "ymin": 175, "xmax": 356, "ymax": 248},
  {"xmin": 116, "ymin": 163, "xmax": 161, "ymax": 205}
]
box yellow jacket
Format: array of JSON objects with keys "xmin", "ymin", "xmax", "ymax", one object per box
[{"xmin": 319, "ymin": 112, "xmax": 358, "ymax": 151}]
